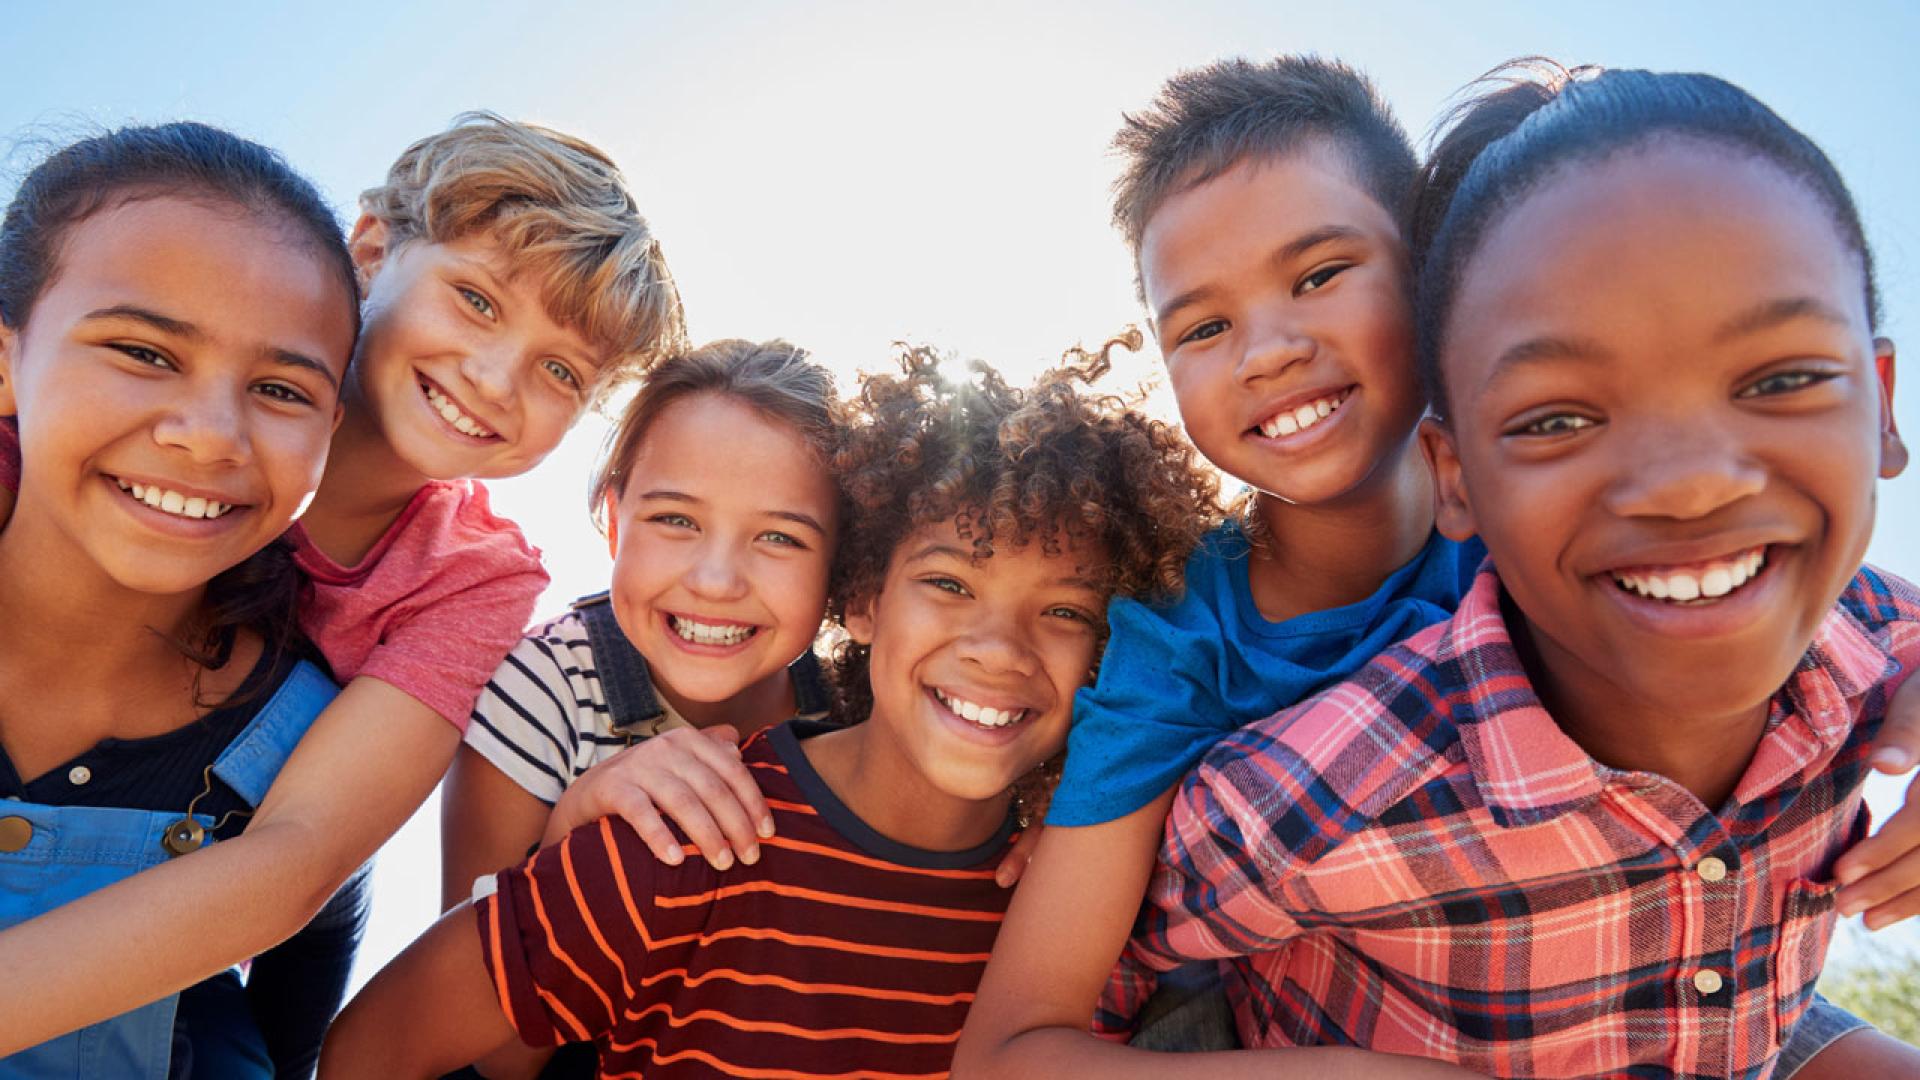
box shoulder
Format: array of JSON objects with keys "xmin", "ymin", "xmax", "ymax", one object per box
[
  {"xmin": 399, "ymin": 480, "xmax": 544, "ymax": 573},
  {"xmin": 1187, "ymin": 620, "xmax": 1464, "ymax": 854}
]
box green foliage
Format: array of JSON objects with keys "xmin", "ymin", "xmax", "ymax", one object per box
[{"xmin": 1819, "ymin": 947, "xmax": 1920, "ymax": 1045}]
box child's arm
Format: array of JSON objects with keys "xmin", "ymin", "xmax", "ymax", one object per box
[
  {"xmin": 318, "ymin": 898, "xmax": 514, "ymax": 1079},
  {"xmin": 0, "ymin": 676, "xmax": 458, "ymax": 1055},
  {"xmin": 1781, "ymin": 1027, "xmax": 1920, "ymax": 1080},
  {"xmin": 953, "ymin": 795, "xmax": 1478, "ymax": 1079},
  {"xmin": 440, "ymin": 743, "xmax": 552, "ymax": 910},
  {"xmin": 1835, "ymin": 676, "xmax": 1920, "ymax": 927}
]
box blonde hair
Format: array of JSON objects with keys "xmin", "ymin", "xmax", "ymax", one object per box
[
  {"xmin": 360, "ymin": 112, "xmax": 687, "ymax": 396},
  {"xmin": 589, "ymin": 339, "xmax": 843, "ymax": 533}
]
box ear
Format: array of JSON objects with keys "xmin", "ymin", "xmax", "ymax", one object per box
[
  {"xmin": 1419, "ymin": 416, "xmax": 1479, "ymax": 542},
  {"xmin": 347, "ymin": 214, "xmax": 392, "ymax": 292},
  {"xmin": 1875, "ymin": 337, "xmax": 1908, "ymax": 480},
  {"xmin": 602, "ymin": 490, "xmax": 622, "ymax": 558},
  {"xmin": 0, "ymin": 321, "xmax": 16, "ymax": 418},
  {"xmin": 843, "ymin": 593, "xmax": 877, "ymax": 646}
]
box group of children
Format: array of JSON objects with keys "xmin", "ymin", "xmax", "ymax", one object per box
[{"xmin": 0, "ymin": 47, "xmax": 1916, "ymax": 1080}]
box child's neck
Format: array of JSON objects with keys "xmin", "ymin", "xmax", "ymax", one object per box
[
  {"xmin": 1507, "ymin": 601, "xmax": 1769, "ymax": 811},
  {"xmin": 0, "ymin": 515, "xmax": 237, "ymax": 775},
  {"xmin": 1246, "ymin": 440, "xmax": 1434, "ymax": 623},
  {"xmin": 300, "ymin": 395, "xmax": 434, "ymax": 566},
  {"xmin": 653, "ymin": 667, "xmax": 795, "ymax": 738},
  {"xmin": 801, "ymin": 722, "xmax": 1009, "ymax": 853}
]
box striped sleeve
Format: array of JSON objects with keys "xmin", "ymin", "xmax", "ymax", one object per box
[
  {"xmin": 476, "ymin": 817, "xmax": 658, "ymax": 1047},
  {"xmin": 464, "ymin": 629, "xmax": 584, "ymax": 806}
]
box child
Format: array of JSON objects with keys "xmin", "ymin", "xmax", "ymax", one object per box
[
  {"xmin": 442, "ymin": 338, "xmax": 845, "ymax": 1080},
  {"xmin": 0, "ymin": 123, "xmax": 357, "ymax": 1076},
  {"xmin": 318, "ymin": 343, "xmax": 1219, "ymax": 1079},
  {"xmin": 1100, "ymin": 65, "xmax": 1919, "ymax": 1076},
  {"xmin": 956, "ymin": 55, "xmax": 1920, "ymax": 1078},
  {"xmin": 0, "ymin": 113, "xmax": 687, "ymax": 1067}
]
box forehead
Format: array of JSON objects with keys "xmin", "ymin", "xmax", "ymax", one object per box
[
  {"xmin": 1447, "ymin": 143, "xmax": 1869, "ymax": 375},
  {"xmin": 625, "ymin": 392, "xmax": 831, "ymax": 492},
  {"xmin": 39, "ymin": 198, "xmax": 354, "ymax": 367},
  {"xmin": 893, "ymin": 513, "xmax": 1109, "ymax": 581},
  {"xmin": 1137, "ymin": 141, "xmax": 1398, "ymax": 303}
]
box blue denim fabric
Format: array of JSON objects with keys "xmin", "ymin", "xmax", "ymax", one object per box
[
  {"xmin": 1774, "ymin": 993, "xmax": 1872, "ymax": 1078},
  {"xmin": 1126, "ymin": 962, "xmax": 1239, "ymax": 1052}
]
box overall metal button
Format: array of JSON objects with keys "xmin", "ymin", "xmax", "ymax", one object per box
[{"xmin": 0, "ymin": 816, "xmax": 32, "ymax": 853}]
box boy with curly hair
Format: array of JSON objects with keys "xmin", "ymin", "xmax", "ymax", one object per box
[{"xmin": 319, "ymin": 340, "xmax": 1218, "ymax": 1079}]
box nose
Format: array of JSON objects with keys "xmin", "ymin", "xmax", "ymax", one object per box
[
  {"xmin": 1236, "ymin": 313, "xmax": 1315, "ymax": 385},
  {"xmin": 459, "ymin": 343, "xmax": 518, "ymax": 407},
  {"xmin": 1603, "ymin": 419, "xmax": 1766, "ymax": 521},
  {"xmin": 152, "ymin": 389, "xmax": 249, "ymax": 467},
  {"xmin": 683, "ymin": 538, "xmax": 750, "ymax": 602},
  {"xmin": 954, "ymin": 611, "xmax": 1040, "ymax": 678}
]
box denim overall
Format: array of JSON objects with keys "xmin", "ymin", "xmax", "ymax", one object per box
[
  {"xmin": 0, "ymin": 659, "xmax": 338, "ymax": 1080},
  {"xmin": 573, "ymin": 591, "xmax": 834, "ymax": 729}
]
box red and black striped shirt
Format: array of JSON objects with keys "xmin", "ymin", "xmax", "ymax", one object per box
[{"xmin": 476, "ymin": 720, "xmax": 1017, "ymax": 1079}]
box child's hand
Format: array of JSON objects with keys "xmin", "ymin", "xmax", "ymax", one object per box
[
  {"xmin": 542, "ymin": 725, "xmax": 774, "ymax": 871},
  {"xmin": 1833, "ymin": 676, "xmax": 1920, "ymax": 928},
  {"xmin": 994, "ymin": 823, "xmax": 1043, "ymax": 888}
]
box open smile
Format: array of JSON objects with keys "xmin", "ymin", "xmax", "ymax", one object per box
[
  {"xmin": 930, "ymin": 686, "xmax": 1031, "ymax": 730},
  {"xmin": 1247, "ymin": 386, "xmax": 1355, "ymax": 443},
  {"xmin": 417, "ymin": 376, "xmax": 499, "ymax": 441},
  {"xmin": 1607, "ymin": 546, "xmax": 1768, "ymax": 604},
  {"xmin": 662, "ymin": 612, "xmax": 762, "ymax": 653}
]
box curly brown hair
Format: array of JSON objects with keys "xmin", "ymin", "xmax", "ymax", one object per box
[{"xmin": 828, "ymin": 330, "xmax": 1220, "ymax": 727}]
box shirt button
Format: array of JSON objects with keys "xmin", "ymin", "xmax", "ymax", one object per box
[
  {"xmin": 1693, "ymin": 969, "xmax": 1724, "ymax": 995},
  {"xmin": 67, "ymin": 766, "xmax": 92, "ymax": 786},
  {"xmin": 1696, "ymin": 856, "xmax": 1728, "ymax": 883}
]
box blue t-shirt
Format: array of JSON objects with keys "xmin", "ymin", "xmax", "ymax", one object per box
[{"xmin": 1048, "ymin": 524, "xmax": 1486, "ymax": 827}]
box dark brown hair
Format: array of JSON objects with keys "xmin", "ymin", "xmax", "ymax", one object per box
[
  {"xmin": 827, "ymin": 331, "xmax": 1220, "ymax": 723},
  {"xmin": 589, "ymin": 338, "xmax": 842, "ymax": 533}
]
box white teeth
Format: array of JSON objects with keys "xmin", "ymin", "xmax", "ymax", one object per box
[
  {"xmin": 422, "ymin": 383, "xmax": 495, "ymax": 438},
  {"xmin": 934, "ymin": 689, "xmax": 1027, "ymax": 729},
  {"xmin": 670, "ymin": 616, "xmax": 754, "ymax": 646},
  {"xmin": 113, "ymin": 478, "xmax": 232, "ymax": 520},
  {"xmin": 1258, "ymin": 390, "xmax": 1349, "ymax": 440},
  {"xmin": 1611, "ymin": 548, "xmax": 1768, "ymax": 605}
]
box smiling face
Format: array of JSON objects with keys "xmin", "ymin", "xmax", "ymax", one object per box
[
  {"xmin": 606, "ymin": 392, "xmax": 838, "ymax": 709},
  {"xmin": 347, "ymin": 218, "xmax": 603, "ymax": 483},
  {"xmin": 845, "ymin": 517, "xmax": 1105, "ymax": 807},
  {"xmin": 0, "ymin": 196, "xmax": 354, "ymax": 597},
  {"xmin": 1425, "ymin": 141, "xmax": 1904, "ymax": 724},
  {"xmin": 1139, "ymin": 142, "xmax": 1422, "ymax": 506}
]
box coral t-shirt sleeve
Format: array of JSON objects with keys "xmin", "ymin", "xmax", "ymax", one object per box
[
  {"xmin": 0, "ymin": 416, "xmax": 20, "ymax": 494},
  {"xmin": 292, "ymin": 480, "xmax": 548, "ymax": 731}
]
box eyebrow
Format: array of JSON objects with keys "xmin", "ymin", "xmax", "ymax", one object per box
[
  {"xmin": 635, "ymin": 491, "xmax": 827, "ymax": 535},
  {"xmin": 86, "ymin": 304, "xmax": 339, "ymax": 390},
  {"xmin": 1153, "ymin": 224, "xmax": 1365, "ymax": 328},
  {"xmin": 904, "ymin": 543, "xmax": 973, "ymax": 565},
  {"xmin": 1479, "ymin": 334, "xmax": 1610, "ymax": 392},
  {"xmin": 1712, "ymin": 296, "xmax": 1854, "ymax": 344}
]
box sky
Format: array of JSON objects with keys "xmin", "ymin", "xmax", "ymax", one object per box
[{"xmin": 5, "ymin": 1, "xmax": 1919, "ymax": 988}]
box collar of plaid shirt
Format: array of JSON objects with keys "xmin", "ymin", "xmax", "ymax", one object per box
[{"xmin": 1442, "ymin": 563, "xmax": 1898, "ymax": 830}]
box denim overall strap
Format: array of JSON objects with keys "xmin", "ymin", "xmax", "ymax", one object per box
[
  {"xmin": 573, "ymin": 592, "xmax": 667, "ymax": 729},
  {"xmin": 0, "ymin": 659, "xmax": 338, "ymax": 1080},
  {"xmin": 789, "ymin": 649, "xmax": 834, "ymax": 720}
]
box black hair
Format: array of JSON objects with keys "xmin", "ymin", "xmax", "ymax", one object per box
[
  {"xmin": 1112, "ymin": 56, "xmax": 1418, "ymax": 267},
  {"xmin": 0, "ymin": 122, "xmax": 360, "ymax": 698},
  {"xmin": 1410, "ymin": 60, "xmax": 1878, "ymax": 417}
]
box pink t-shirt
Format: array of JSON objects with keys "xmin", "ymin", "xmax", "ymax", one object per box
[{"xmin": 289, "ymin": 480, "xmax": 548, "ymax": 731}]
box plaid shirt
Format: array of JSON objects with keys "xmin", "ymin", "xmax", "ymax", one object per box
[{"xmin": 1106, "ymin": 565, "xmax": 1920, "ymax": 1079}]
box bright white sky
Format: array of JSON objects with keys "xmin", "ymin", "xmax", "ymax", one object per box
[{"xmin": 6, "ymin": 1, "xmax": 1919, "ymax": 988}]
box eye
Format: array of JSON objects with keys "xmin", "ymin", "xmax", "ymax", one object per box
[
  {"xmin": 1045, "ymin": 604, "xmax": 1097, "ymax": 626},
  {"xmin": 920, "ymin": 575, "xmax": 971, "ymax": 597},
  {"xmin": 1177, "ymin": 319, "xmax": 1228, "ymax": 346},
  {"xmin": 1297, "ymin": 263, "xmax": 1350, "ymax": 295},
  {"xmin": 254, "ymin": 382, "xmax": 315, "ymax": 406},
  {"xmin": 110, "ymin": 343, "xmax": 175, "ymax": 370},
  {"xmin": 1511, "ymin": 412, "xmax": 1598, "ymax": 438},
  {"xmin": 541, "ymin": 358, "xmax": 579, "ymax": 388},
  {"xmin": 456, "ymin": 286, "xmax": 497, "ymax": 320},
  {"xmin": 758, "ymin": 529, "xmax": 808, "ymax": 550},
  {"xmin": 648, "ymin": 512, "xmax": 696, "ymax": 530},
  {"xmin": 1737, "ymin": 369, "xmax": 1835, "ymax": 399}
]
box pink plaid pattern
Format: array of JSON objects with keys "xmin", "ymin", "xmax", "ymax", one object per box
[{"xmin": 1106, "ymin": 565, "xmax": 1920, "ymax": 1079}]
